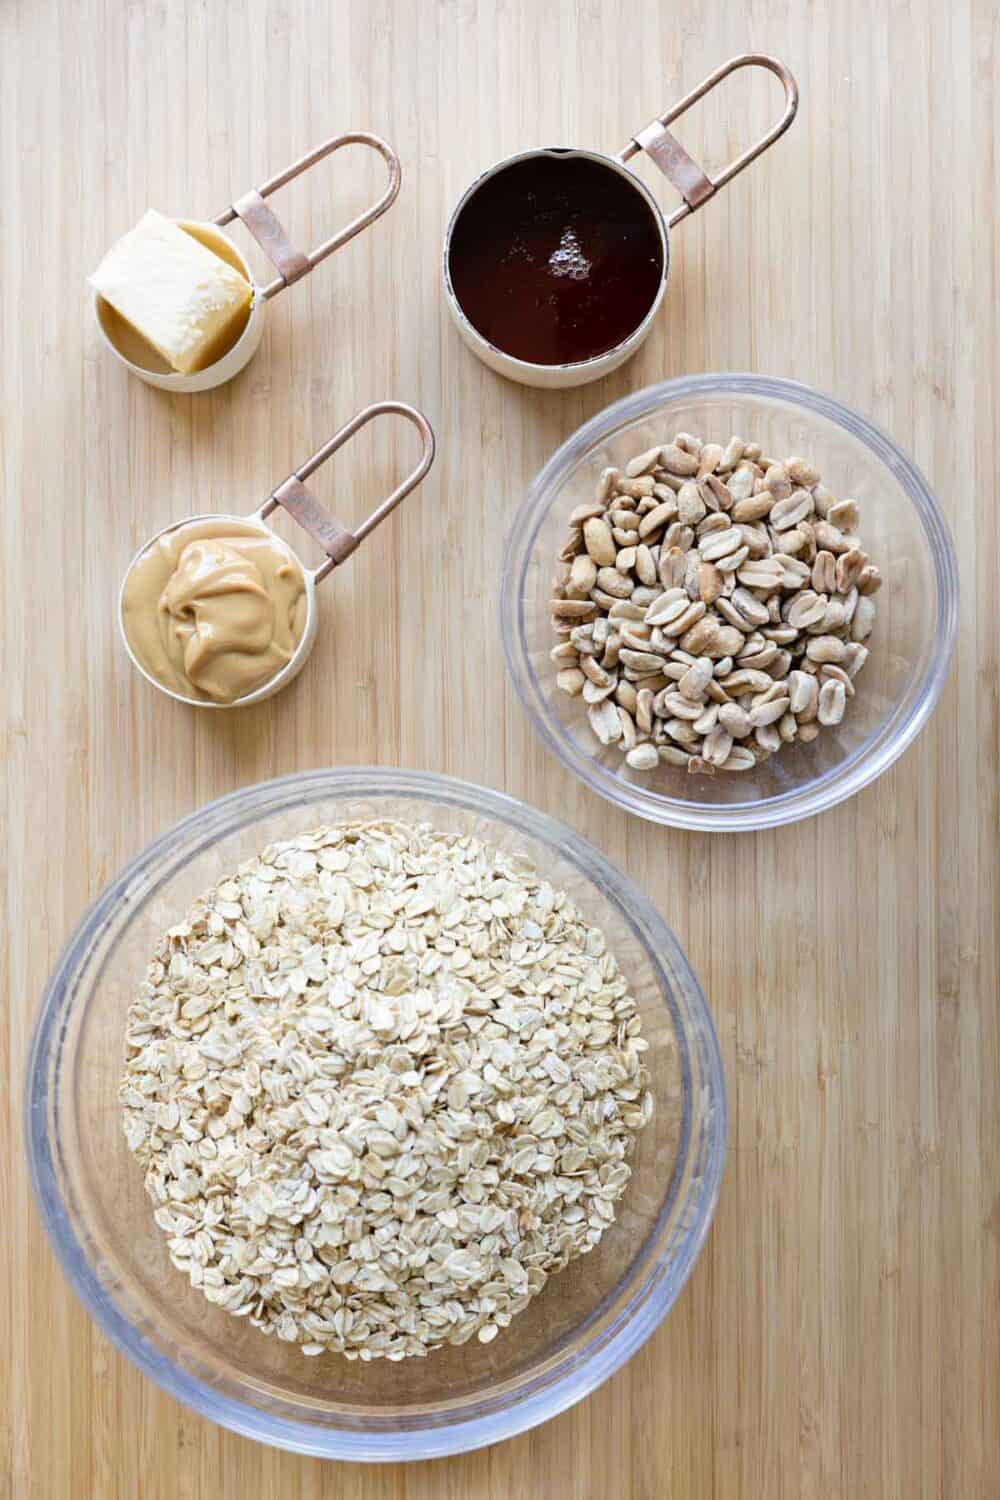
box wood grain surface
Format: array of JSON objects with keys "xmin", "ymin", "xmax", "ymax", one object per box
[{"xmin": 3, "ymin": 1, "xmax": 998, "ymax": 1496}]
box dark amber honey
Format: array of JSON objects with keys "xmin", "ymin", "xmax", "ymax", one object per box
[{"xmin": 447, "ymin": 154, "xmax": 664, "ymax": 366}]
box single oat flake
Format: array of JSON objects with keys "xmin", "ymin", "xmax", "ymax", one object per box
[{"xmin": 121, "ymin": 820, "xmax": 653, "ymax": 1361}]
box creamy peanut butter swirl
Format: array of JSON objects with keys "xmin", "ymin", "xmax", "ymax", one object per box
[{"xmin": 121, "ymin": 516, "xmax": 307, "ymax": 704}]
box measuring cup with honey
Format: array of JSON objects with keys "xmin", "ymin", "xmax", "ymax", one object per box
[
  {"xmin": 92, "ymin": 134, "xmax": 401, "ymax": 393},
  {"xmin": 119, "ymin": 402, "xmax": 435, "ymax": 708},
  {"xmin": 443, "ymin": 55, "xmax": 797, "ymax": 389}
]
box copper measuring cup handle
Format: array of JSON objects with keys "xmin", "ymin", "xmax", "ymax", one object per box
[
  {"xmin": 258, "ymin": 402, "xmax": 436, "ymax": 584},
  {"xmin": 617, "ymin": 55, "xmax": 798, "ymax": 229},
  {"xmin": 215, "ymin": 132, "xmax": 402, "ymax": 300}
]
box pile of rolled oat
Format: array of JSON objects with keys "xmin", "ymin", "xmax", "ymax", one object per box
[
  {"xmin": 121, "ymin": 821, "xmax": 652, "ymax": 1360},
  {"xmin": 551, "ymin": 434, "xmax": 880, "ymax": 774}
]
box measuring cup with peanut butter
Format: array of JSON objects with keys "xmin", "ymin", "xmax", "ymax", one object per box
[{"xmin": 119, "ymin": 402, "xmax": 435, "ymax": 708}]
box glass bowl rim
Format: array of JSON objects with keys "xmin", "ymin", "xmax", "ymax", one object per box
[
  {"xmin": 501, "ymin": 372, "xmax": 959, "ymax": 831},
  {"xmin": 24, "ymin": 766, "xmax": 726, "ymax": 1461}
]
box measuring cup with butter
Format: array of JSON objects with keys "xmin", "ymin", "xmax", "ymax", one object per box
[
  {"xmin": 91, "ymin": 133, "xmax": 401, "ymax": 393},
  {"xmin": 120, "ymin": 401, "xmax": 435, "ymax": 708}
]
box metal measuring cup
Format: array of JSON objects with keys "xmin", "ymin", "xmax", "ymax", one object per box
[
  {"xmin": 443, "ymin": 55, "xmax": 798, "ymax": 388},
  {"xmin": 119, "ymin": 401, "xmax": 435, "ymax": 707},
  {"xmin": 94, "ymin": 133, "xmax": 402, "ymax": 393}
]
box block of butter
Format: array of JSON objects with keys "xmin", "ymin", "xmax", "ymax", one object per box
[{"xmin": 90, "ymin": 210, "xmax": 253, "ymax": 375}]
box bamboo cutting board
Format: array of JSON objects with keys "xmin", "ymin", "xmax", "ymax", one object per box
[{"xmin": 2, "ymin": 1, "xmax": 998, "ymax": 1496}]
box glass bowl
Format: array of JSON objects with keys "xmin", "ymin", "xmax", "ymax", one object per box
[
  {"xmin": 501, "ymin": 375, "xmax": 958, "ymax": 831},
  {"xmin": 25, "ymin": 768, "xmax": 725, "ymax": 1460}
]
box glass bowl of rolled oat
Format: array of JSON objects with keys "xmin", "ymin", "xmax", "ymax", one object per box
[
  {"xmin": 502, "ymin": 374, "xmax": 958, "ymax": 830},
  {"xmin": 25, "ymin": 768, "xmax": 724, "ymax": 1459}
]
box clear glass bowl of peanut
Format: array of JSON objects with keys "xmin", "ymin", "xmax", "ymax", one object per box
[{"xmin": 502, "ymin": 375, "xmax": 958, "ymax": 831}]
